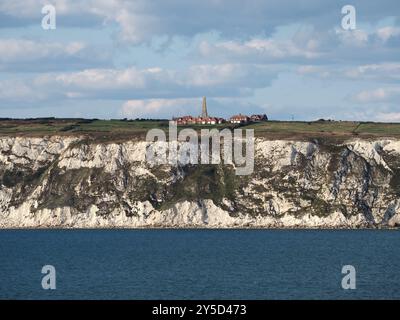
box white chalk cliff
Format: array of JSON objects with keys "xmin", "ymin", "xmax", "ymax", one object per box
[{"xmin": 0, "ymin": 136, "xmax": 400, "ymax": 228}]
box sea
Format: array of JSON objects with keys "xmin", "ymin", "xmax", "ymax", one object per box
[{"xmin": 0, "ymin": 229, "xmax": 399, "ymax": 300}]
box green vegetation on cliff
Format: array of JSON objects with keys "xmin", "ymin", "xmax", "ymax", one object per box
[{"xmin": 0, "ymin": 118, "xmax": 400, "ymax": 139}]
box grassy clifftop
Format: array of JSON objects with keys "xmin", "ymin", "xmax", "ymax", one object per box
[{"xmin": 0, "ymin": 118, "xmax": 399, "ymax": 140}]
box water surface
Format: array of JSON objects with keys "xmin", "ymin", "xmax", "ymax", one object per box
[{"xmin": 0, "ymin": 229, "xmax": 399, "ymax": 299}]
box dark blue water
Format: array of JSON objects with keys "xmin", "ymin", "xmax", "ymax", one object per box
[{"xmin": 0, "ymin": 230, "xmax": 399, "ymax": 299}]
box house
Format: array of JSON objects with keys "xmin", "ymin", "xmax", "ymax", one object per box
[
  {"xmin": 250, "ymin": 114, "xmax": 268, "ymax": 122},
  {"xmin": 173, "ymin": 97, "xmax": 266, "ymax": 126},
  {"xmin": 173, "ymin": 97, "xmax": 226, "ymax": 125},
  {"xmin": 229, "ymin": 114, "xmax": 250, "ymax": 124},
  {"xmin": 174, "ymin": 116, "xmax": 195, "ymax": 125},
  {"xmin": 205, "ymin": 117, "xmax": 225, "ymax": 125}
]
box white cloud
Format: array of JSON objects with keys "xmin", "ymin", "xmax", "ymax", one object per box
[
  {"xmin": 297, "ymin": 65, "xmax": 330, "ymax": 78},
  {"xmin": 1, "ymin": 0, "xmax": 399, "ymax": 44},
  {"xmin": 121, "ymin": 98, "xmax": 198, "ymax": 118},
  {"xmin": 0, "ymin": 39, "xmax": 111, "ymax": 71},
  {"xmin": 0, "ymin": 79, "xmax": 46, "ymax": 103},
  {"xmin": 345, "ymin": 63, "xmax": 400, "ymax": 81},
  {"xmin": 0, "ymin": 0, "xmax": 81, "ymax": 17},
  {"xmin": 31, "ymin": 64, "xmax": 277, "ymax": 100},
  {"xmin": 0, "ymin": 39, "xmax": 83, "ymax": 61},
  {"xmin": 374, "ymin": 112, "xmax": 400, "ymax": 122},
  {"xmin": 198, "ymin": 37, "xmax": 322, "ymax": 62},
  {"xmin": 50, "ymin": 68, "xmax": 148, "ymax": 89},
  {"xmin": 335, "ymin": 29, "xmax": 369, "ymax": 47},
  {"xmin": 197, "ymin": 23, "xmax": 400, "ymax": 66},
  {"xmin": 377, "ymin": 26, "xmax": 400, "ymax": 42},
  {"xmin": 185, "ymin": 64, "xmax": 275, "ymax": 87},
  {"xmin": 353, "ymin": 87, "xmax": 400, "ymax": 103},
  {"xmin": 296, "ymin": 62, "xmax": 400, "ymax": 82}
]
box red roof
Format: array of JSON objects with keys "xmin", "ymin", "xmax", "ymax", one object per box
[{"xmin": 230, "ymin": 114, "xmax": 249, "ymax": 120}]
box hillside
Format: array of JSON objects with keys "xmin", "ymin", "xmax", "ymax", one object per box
[{"xmin": 0, "ymin": 118, "xmax": 400, "ymax": 140}]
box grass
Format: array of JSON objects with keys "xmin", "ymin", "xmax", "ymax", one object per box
[
  {"xmin": 243, "ymin": 120, "xmax": 400, "ymax": 140},
  {"xmin": 0, "ymin": 118, "xmax": 399, "ymax": 140}
]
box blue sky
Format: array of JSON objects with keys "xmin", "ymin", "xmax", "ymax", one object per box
[{"xmin": 0, "ymin": 0, "xmax": 399, "ymax": 121}]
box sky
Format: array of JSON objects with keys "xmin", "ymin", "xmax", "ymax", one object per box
[{"xmin": 0, "ymin": 0, "xmax": 399, "ymax": 121}]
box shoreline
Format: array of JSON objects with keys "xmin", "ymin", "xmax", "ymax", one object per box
[{"xmin": 1, "ymin": 225, "xmax": 399, "ymax": 230}]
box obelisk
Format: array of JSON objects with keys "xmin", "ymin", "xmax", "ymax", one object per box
[{"xmin": 201, "ymin": 96, "xmax": 208, "ymax": 118}]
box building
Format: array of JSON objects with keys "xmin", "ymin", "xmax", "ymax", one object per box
[
  {"xmin": 173, "ymin": 97, "xmax": 267, "ymax": 125},
  {"xmin": 174, "ymin": 116, "xmax": 195, "ymax": 125},
  {"xmin": 174, "ymin": 116, "xmax": 225, "ymax": 125},
  {"xmin": 229, "ymin": 114, "xmax": 250, "ymax": 124},
  {"xmin": 174, "ymin": 97, "xmax": 225, "ymax": 125},
  {"xmin": 203, "ymin": 117, "xmax": 225, "ymax": 125},
  {"xmin": 250, "ymin": 114, "xmax": 268, "ymax": 122}
]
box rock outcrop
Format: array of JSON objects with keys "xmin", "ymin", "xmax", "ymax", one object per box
[{"xmin": 1, "ymin": 135, "xmax": 400, "ymax": 228}]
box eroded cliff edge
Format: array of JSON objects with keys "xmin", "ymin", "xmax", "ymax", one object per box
[{"xmin": 1, "ymin": 135, "xmax": 400, "ymax": 228}]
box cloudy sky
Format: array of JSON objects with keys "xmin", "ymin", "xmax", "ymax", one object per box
[{"xmin": 0, "ymin": 0, "xmax": 399, "ymax": 121}]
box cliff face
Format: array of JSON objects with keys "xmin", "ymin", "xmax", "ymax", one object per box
[{"xmin": 1, "ymin": 135, "xmax": 400, "ymax": 228}]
